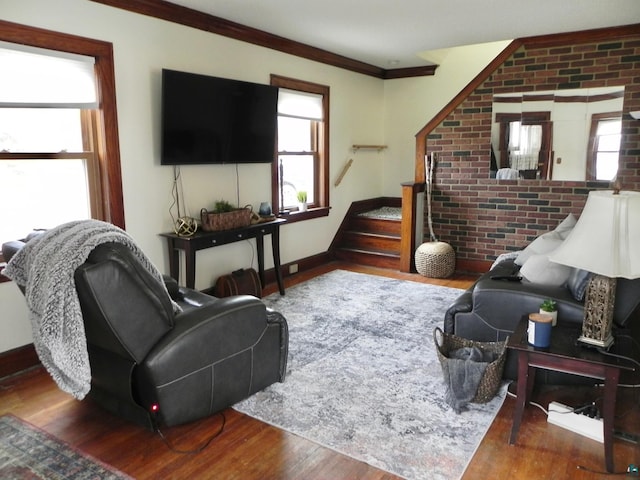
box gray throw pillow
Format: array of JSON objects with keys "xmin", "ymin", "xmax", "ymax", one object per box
[
  {"xmin": 567, "ymin": 268, "xmax": 592, "ymax": 301},
  {"xmin": 515, "ymin": 214, "xmax": 577, "ymax": 266},
  {"xmin": 519, "ymin": 252, "xmax": 572, "ymax": 286}
]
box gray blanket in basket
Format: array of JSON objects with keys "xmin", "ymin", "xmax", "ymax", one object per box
[{"xmin": 442, "ymin": 346, "xmax": 496, "ymax": 413}]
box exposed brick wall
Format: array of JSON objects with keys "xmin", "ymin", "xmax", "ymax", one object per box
[{"xmin": 423, "ymin": 33, "xmax": 640, "ymax": 269}]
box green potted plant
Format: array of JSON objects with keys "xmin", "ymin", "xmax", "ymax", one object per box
[
  {"xmin": 296, "ymin": 190, "xmax": 308, "ymax": 212},
  {"xmin": 539, "ymin": 299, "xmax": 558, "ymax": 326},
  {"xmin": 213, "ymin": 199, "xmax": 235, "ymax": 213}
]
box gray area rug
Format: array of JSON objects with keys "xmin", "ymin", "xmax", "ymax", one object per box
[{"xmin": 234, "ymin": 270, "xmax": 506, "ymax": 480}]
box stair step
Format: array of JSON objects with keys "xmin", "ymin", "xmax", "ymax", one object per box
[
  {"xmin": 330, "ymin": 200, "xmax": 403, "ymax": 270},
  {"xmin": 349, "ymin": 216, "xmax": 401, "ymax": 235},
  {"xmin": 339, "ymin": 246, "xmax": 400, "ymax": 257},
  {"xmin": 344, "ymin": 229, "xmax": 400, "ymax": 239},
  {"xmin": 335, "ymin": 248, "xmax": 400, "ymax": 269},
  {"xmin": 343, "ymin": 231, "xmax": 400, "ymax": 251}
]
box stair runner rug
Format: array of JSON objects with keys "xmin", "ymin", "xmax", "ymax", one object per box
[
  {"xmin": 0, "ymin": 414, "xmax": 132, "ymax": 480},
  {"xmin": 358, "ymin": 206, "xmax": 402, "ymax": 220},
  {"xmin": 234, "ymin": 269, "xmax": 507, "ymax": 480}
]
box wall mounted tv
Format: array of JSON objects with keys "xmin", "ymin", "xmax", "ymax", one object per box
[{"xmin": 161, "ymin": 69, "xmax": 278, "ymax": 165}]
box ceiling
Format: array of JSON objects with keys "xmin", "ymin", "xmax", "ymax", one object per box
[{"xmin": 167, "ymin": 0, "xmax": 640, "ymax": 69}]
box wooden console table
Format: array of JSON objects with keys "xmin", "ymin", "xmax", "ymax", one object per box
[
  {"xmin": 160, "ymin": 218, "xmax": 286, "ymax": 295},
  {"xmin": 507, "ymin": 317, "xmax": 635, "ymax": 473}
]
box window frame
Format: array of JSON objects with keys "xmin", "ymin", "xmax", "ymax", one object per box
[
  {"xmin": 495, "ymin": 111, "xmax": 552, "ymax": 179},
  {"xmin": 0, "ymin": 109, "xmax": 104, "ymax": 221},
  {"xmin": 0, "ymin": 21, "xmax": 123, "ymax": 269},
  {"xmin": 586, "ymin": 112, "xmax": 622, "ymax": 181},
  {"xmin": 270, "ymin": 74, "xmax": 330, "ymax": 222}
]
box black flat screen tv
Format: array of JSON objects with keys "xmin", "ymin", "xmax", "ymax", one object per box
[{"xmin": 161, "ymin": 69, "xmax": 278, "ymax": 165}]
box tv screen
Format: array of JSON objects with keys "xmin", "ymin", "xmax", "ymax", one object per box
[{"xmin": 161, "ymin": 69, "xmax": 278, "ymax": 165}]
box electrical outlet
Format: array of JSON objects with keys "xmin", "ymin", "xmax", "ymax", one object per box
[
  {"xmin": 289, "ymin": 263, "xmax": 298, "ymax": 274},
  {"xmin": 547, "ymin": 401, "xmax": 603, "ymax": 443}
]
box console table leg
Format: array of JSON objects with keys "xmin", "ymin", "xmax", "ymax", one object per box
[
  {"xmin": 602, "ymin": 367, "xmax": 620, "ymax": 473},
  {"xmin": 256, "ymin": 235, "xmax": 266, "ymax": 291},
  {"xmin": 272, "ymin": 227, "xmax": 284, "ymax": 295},
  {"xmin": 510, "ymin": 352, "xmax": 533, "ymax": 445},
  {"xmin": 185, "ymin": 252, "xmax": 196, "ymax": 289},
  {"xmin": 167, "ymin": 240, "xmax": 179, "ymax": 282}
]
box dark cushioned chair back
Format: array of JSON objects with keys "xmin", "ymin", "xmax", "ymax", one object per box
[
  {"xmin": 614, "ymin": 278, "xmax": 640, "ymax": 327},
  {"xmin": 74, "ymin": 242, "xmax": 174, "ymax": 363}
]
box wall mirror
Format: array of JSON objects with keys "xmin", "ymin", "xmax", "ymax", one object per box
[{"xmin": 490, "ymin": 86, "xmax": 624, "ymax": 181}]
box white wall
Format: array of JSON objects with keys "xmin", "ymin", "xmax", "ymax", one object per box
[
  {"xmin": 0, "ymin": 282, "xmax": 31, "ymax": 352},
  {"xmin": 0, "ymin": 0, "xmax": 509, "ymax": 353},
  {"xmin": 382, "ymin": 41, "xmax": 510, "ymax": 195}
]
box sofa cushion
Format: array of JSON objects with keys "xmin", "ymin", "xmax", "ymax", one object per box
[
  {"xmin": 515, "ymin": 236, "xmax": 564, "ymax": 267},
  {"xmin": 519, "ymin": 252, "xmax": 572, "ymax": 286},
  {"xmin": 515, "ymin": 214, "xmax": 576, "ymax": 266}
]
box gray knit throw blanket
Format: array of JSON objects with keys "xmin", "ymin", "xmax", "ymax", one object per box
[
  {"xmin": 441, "ymin": 347, "xmax": 494, "ymax": 414},
  {"xmin": 2, "ymin": 220, "xmax": 178, "ymax": 400}
]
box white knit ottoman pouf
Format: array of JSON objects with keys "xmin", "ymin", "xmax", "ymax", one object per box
[{"xmin": 415, "ymin": 241, "xmax": 455, "ymax": 278}]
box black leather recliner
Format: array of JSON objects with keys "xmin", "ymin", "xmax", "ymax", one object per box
[{"xmin": 4, "ymin": 239, "xmax": 288, "ymax": 429}]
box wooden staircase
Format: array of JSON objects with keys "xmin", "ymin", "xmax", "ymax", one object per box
[{"xmin": 330, "ymin": 197, "xmax": 402, "ymax": 270}]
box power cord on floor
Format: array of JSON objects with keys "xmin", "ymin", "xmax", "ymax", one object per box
[
  {"xmin": 505, "ymin": 389, "xmax": 549, "ymax": 415},
  {"xmin": 507, "ymin": 389, "xmax": 640, "ymax": 476},
  {"xmin": 507, "ymin": 391, "xmax": 595, "ymax": 417},
  {"xmin": 576, "ymin": 464, "xmax": 639, "ymax": 476},
  {"xmin": 153, "ymin": 411, "xmax": 226, "ymax": 454}
]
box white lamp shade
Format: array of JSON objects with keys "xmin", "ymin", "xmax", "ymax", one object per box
[{"xmin": 549, "ymin": 190, "xmax": 640, "ymax": 279}]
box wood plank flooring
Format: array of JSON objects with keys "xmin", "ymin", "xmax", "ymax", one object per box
[{"xmin": 2, "ymin": 261, "xmax": 639, "ymax": 479}]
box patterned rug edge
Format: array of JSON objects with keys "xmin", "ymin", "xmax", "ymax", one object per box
[{"xmin": 0, "ymin": 413, "xmax": 133, "ymax": 480}]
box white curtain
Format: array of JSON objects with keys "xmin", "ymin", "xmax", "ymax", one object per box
[{"xmin": 508, "ymin": 122, "xmax": 542, "ymax": 170}]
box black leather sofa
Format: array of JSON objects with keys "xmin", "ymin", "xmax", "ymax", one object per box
[
  {"xmin": 3, "ymin": 237, "xmax": 288, "ymax": 429},
  {"xmin": 444, "ymin": 255, "xmax": 640, "ymax": 381}
]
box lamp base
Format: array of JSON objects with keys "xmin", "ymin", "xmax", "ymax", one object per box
[
  {"xmin": 579, "ymin": 274, "xmax": 616, "ymax": 349},
  {"xmin": 577, "ymin": 334, "xmax": 614, "ymax": 349}
]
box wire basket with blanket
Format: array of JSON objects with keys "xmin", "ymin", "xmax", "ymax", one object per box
[{"xmin": 433, "ymin": 327, "xmax": 507, "ymax": 413}]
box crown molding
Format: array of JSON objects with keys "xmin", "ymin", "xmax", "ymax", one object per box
[{"xmin": 90, "ymin": 0, "xmax": 437, "ymax": 79}]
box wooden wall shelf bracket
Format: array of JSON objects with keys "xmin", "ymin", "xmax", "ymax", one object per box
[{"xmin": 352, "ymin": 144, "xmax": 387, "ymax": 153}]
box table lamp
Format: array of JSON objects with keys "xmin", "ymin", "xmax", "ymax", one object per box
[{"xmin": 549, "ymin": 190, "xmax": 640, "ymax": 348}]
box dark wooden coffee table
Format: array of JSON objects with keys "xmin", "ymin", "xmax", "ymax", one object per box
[{"xmin": 507, "ymin": 317, "xmax": 635, "ymax": 473}]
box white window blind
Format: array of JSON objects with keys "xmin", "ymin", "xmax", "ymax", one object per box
[
  {"xmin": 596, "ymin": 118, "xmax": 621, "ymax": 137},
  {"xmin": 0, "ymin": 41, "xmax": 97, "ymax": 108},
  {"xmin": 277, "ymin": 89, "xmax": 323, "ymax": 120}
]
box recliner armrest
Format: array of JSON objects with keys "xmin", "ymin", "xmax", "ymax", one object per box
[
  {"xmin": 141, "ymin": 295, "xmax": 273, "ymax": 385},
  {"xmin": 444, "ymin": 291, "xmax": 473, "ymax": 333},
  {"xmin": 2, "ymin": 240, "xmax": 26, "ymax": 264}
]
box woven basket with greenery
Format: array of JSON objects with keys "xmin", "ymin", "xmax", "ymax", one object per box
[
  {"xmin": 200, "ymin": 207, "xmax": 252, "ymax": 232},
  {"xmin": 433, "ymin": 327, "xmax": 507, "ymax": 403}
]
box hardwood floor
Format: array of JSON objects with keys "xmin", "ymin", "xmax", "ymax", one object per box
[{"xmin": 2, "ymin": 261, "xmax": 639, "ymax": 479}]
